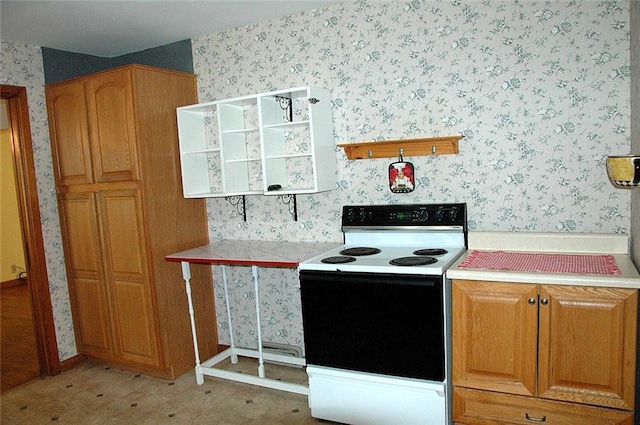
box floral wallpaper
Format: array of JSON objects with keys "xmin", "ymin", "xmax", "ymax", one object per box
[
  {"xmin": 0, "ymin": 0, "xmax": 634, "ymax": 365},
  {"xmin": 0, "ymin": 42, "xmax": 76, "ymax": 360},
  {"xmin": 191, "ymin": 0, "xmax": 632, "ymax": 350}
]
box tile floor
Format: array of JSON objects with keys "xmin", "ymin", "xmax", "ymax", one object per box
[{"xmin": 1, "ymin": 357, "xmax": 340, "ymax": 424}]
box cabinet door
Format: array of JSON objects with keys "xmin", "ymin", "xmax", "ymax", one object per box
[
  {"xmin": 58, "ymin": 192, "xmax": 113, "ymax": 357},
  {"xmin": 453, "ymin": 280, "xmax": 538, "ymax": 396},
  {"xmin": 538, "ymin": 285, "xmax": 637, "ymax": 410},
  {"xmin": 46, "ymin": 82, "xmax": 93, "ymax": 185},
  {"xmin": 97, "ymin": 189, "xmax": 160, "ymax": 367},
  {"xmin": 85, "ymin": 71, "xmax": 139, "ymax": 183}
]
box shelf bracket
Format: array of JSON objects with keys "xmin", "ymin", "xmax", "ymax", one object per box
[
  {"xmin": 225, "ymin": 195, "xmax": 247, "ymax": 221},
  {"xmin": 279, "ymin": 194, "xmax": 298, "ymax": 221}
]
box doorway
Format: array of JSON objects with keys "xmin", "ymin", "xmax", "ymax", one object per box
[
  {"xmin": 1, "ymin": 97, "xmax": 39, "ymax": 392},
  {"xmin": 1, "ymin": 85, "xmax": 60, "ymax": 392}
]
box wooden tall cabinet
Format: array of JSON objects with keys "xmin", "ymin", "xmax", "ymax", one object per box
[
  {"xmin": 46, "ymin": 65, "xmax": 219, "ymax": 379},
  {"xmin": 452, "ymin": 279, "xmax": 638, "ymax": 424}
]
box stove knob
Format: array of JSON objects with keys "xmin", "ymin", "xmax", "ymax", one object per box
[
  {"xmin": 346, "ymin": 209, "xmax": 355, "ymax": 223},
  {"xmin": 417, "ymin": 210, "xmax": 428, "ymax": 221}
]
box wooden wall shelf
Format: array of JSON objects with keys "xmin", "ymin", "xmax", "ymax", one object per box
[{"xmin": 337, "ymin": 135, "xmax": 463, "ymax": 160}]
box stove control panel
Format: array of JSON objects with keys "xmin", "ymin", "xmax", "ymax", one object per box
[{"xmin": 342, "ymin": 203, "xmax": 467, "ymax": 228}]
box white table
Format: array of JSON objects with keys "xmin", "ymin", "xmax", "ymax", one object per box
[{"xmin": 166, "ymin": 240, "xmax": 340, "ymax": 395}]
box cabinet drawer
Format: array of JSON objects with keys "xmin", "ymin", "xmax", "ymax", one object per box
[{"xmin": 453, "ymin": 387, "xmax": 634, "ymax": 425}]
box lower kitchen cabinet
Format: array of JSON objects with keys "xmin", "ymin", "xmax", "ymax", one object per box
[
  {"xmin": 58, "ymin": 189, "xmax": 175, "ymax": 372},
  {"xmin": 60, "ymin": 187, "xmax": 219, "ymax": 376},
  {"xmin": 59, "ymin": 185, "xmax": 217, "ymax": 378},
  {"xmin": 452, "ymin": 279, "xmax": 638, "ymax": 424}
]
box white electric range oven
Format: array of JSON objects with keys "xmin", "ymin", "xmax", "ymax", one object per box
[{"xmin": 299, "ymin": 203, "xmax": 467, "ymax": 425}]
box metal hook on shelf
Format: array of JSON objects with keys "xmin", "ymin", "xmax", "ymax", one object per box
[
  {"xmin": 275, "ymin": 95, "xmax": 293, "ymax": 122},
  {"xmin": 225, "ymin": 195, "xmax": 247, "ymax": 221},
  {"xmin": 279, "ymin": 194, "xmax": 298, "ymax": 221}
]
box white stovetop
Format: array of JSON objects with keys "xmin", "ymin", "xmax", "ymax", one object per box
[
  {"xmin": 299, "ymin": 230, "xmax": 467, "ymax": 275},
  {"xmin": 446, "ymin": 232, "xmax": 640, "ymax": 288},
  {"xmin": 299, "ymin": 244, "xmax": 466, "ymax": 275}
]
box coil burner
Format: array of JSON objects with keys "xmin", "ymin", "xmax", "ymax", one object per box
[
  {"xmin": 321, "ymin": 256, "xmax": 357, "ymax": 264},
  {"xmin": 389, "ymin": 256, "xmax": 438, "ymax": 267},
  {"xmin": 339, "ymin": 247, "xmax": 381, "ymax": 256},
  {"xmin": 413, "ymin": 248, "xmax": 448, "ymax": 256}
]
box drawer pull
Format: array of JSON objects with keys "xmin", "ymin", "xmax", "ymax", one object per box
[{"xmin": 525, "ymin": 413, "xmax": 547, "ymax": 422}]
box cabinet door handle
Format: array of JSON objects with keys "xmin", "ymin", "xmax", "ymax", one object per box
[
  {"xmin": 540, "ymin": 298, "xmax": 549, "ymax": 305},
  {"xmin": 525, "ymin": 413, "xmax": 547, "ymax": 422},
  {"xmin": 528, "ymin": 297, "xmax": 536, "ymax": 305}
]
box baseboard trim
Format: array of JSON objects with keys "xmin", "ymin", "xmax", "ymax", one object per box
[
  {"xmin": 60, "ymin": 354, "xmax": 86, "ymax": 372},
  {"xmin": 1, "ymin": 278, "xmax": 27, "ymax": 289}
]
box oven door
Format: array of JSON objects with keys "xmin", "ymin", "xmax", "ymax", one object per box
[{"xmin": 300, "ymin": 270, "xmax": 445, "ymax": 382}]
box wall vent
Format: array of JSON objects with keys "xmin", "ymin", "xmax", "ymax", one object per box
[{"xmin": 262, "ymin": 342, "xmax": 303, "ymax": 367}]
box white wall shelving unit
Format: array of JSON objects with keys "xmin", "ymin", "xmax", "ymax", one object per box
[{"xmin": 177, "ymin": 87, "xmax": 335, "ymax": 199}]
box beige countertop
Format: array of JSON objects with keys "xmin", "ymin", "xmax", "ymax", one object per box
[{"xmin": 446, "ymin": 232, "xmax": 640, "ymax": 288}]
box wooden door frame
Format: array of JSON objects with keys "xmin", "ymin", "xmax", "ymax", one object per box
[{"xmin": 1, "ymin": 84, "xmax": 61, "ymax": 376}]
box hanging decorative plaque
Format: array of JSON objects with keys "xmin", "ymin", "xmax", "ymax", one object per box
[{"xmin": 389, "ymin": 152, "xmax": 415, "ymax": 193}]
